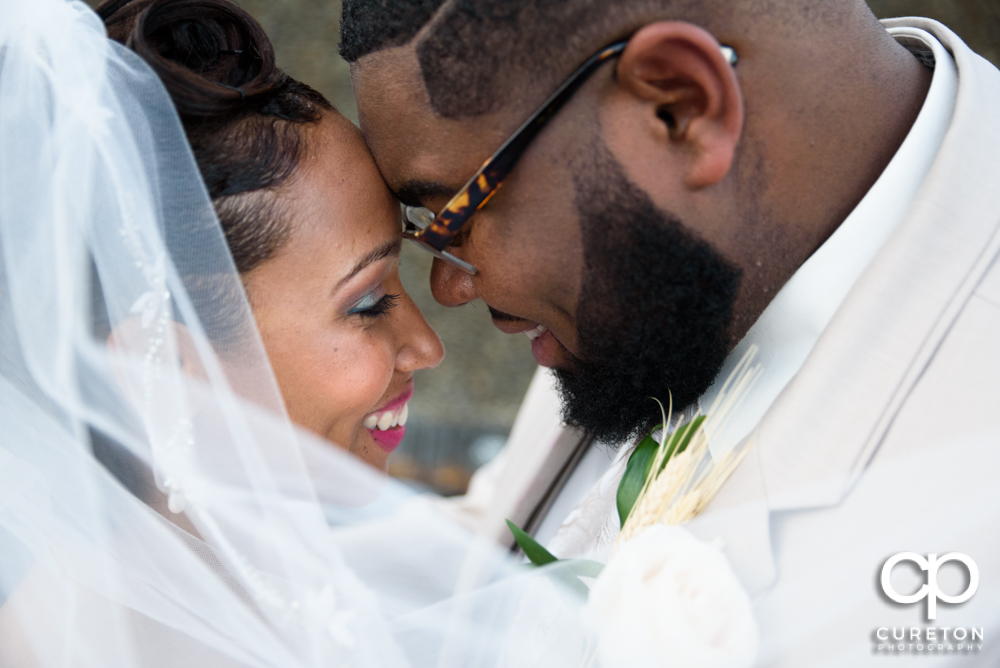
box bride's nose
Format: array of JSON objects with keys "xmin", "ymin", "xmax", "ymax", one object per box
[{"xmin": 393, "ymin": 291, "xmax": 445, "ymax": 372}]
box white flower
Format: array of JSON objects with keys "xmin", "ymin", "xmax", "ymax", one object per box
[{"xmin": 585, "ymin": 525, "xmax": 758, "ymax": 668}]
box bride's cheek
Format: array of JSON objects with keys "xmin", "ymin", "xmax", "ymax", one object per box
[{"xmin": 330, "ymin": 333, "xmax": 396, "ymax": 439}]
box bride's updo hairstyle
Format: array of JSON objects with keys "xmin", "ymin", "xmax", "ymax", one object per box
[{"xmin": 97, "ymin": 0, "xmax": 333, "ymax": 275}]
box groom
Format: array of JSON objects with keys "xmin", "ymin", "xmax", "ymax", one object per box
[{"xmin": 343, "ymin": 0, "xmax": 1000, "ymax": 661}]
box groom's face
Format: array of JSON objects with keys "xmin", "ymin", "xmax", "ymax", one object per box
[{"xmin": 353, "ymin": 50, "xmax": 741, "ymax": 443}]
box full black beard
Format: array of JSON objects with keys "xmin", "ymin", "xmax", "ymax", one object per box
[{"xmin": 553, "ymin": 144, "xmax": 742, "ymax": 444}]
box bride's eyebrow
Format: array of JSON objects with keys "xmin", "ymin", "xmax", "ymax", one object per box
[{"xmin": 336, "ymin": 239, "xmax": 402, "ymax": 289}]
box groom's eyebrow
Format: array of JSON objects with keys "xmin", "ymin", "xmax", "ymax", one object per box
[
  {"xmin": 338, "ymin": 240, "xmax": 402, "ymax": 288},
  {"xmin": 395, "ymin": 179, "xmax": 457, "ymax": 208}
]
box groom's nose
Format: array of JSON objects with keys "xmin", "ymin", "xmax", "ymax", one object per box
[{"xmin": 430, "ymin": 256, "xmax": 479, "ymax": 307}]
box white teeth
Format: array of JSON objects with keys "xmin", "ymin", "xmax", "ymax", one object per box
[
  {"xmin": 525, "ymin": 324, "xmax": 547, "ymax": 340},
  {"xmin": 365, "ymin": 401, "xmax": 410, "ymax": 431}
]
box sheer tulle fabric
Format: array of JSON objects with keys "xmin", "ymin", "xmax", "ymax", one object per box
[{"xmin": 0, "ymin": 1, "xmax": 589, "ymax": 665}]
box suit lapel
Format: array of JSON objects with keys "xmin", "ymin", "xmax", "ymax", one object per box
[
  {"xmin": 687, "ymin": 444, "xmax": 777, "ymax": 595},
  {"xmin": 757, "ymin": 19, "xmax": 1000, "ymax": 513}
]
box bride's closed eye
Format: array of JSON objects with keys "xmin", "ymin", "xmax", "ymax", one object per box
[{"xmin": 347, "ymin": 289, "xmax": 400, "ymax": 319}]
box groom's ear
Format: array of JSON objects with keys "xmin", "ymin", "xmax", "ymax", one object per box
[{"xmin": 613, "ymin": 21, "xmax": 743, "ymax": 189}]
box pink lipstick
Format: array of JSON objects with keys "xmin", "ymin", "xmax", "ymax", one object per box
[{"xmin": 363, "ymin": 383, "xmax": 413, "ymax": 453}]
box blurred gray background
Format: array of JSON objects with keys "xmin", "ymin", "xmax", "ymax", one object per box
[{"xmin": 97, "ymin": 0, "xmax": 1000, "ymax": 494}]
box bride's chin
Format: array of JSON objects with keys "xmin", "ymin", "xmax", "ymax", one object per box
[
  {"xmin": 344, "ymin": 429, "xmax": 394, "ymax": 472},
  {"xmin": 359, "ymin": 445, "xmax": 391, "ymax": 473}
]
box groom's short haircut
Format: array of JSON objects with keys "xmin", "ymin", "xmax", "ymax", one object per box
[
  {"xmin": 340, "ymin": 0, "xmax": 686, "ymax": 119},
  {"xmin": 340, "ymin": 0, "xmax": 831, "ymax": 119},
  {"xmin": 339, "ymin": 0, "xmax": 447, "ymax": 64}
]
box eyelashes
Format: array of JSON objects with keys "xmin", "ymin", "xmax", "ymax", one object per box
[
  {"xmin": 361, "ymin": 293, "xmax": 400, "ymax": 319},
  {"xmin": 347, "ymin": 292, "xmax": 400, "ymax": 319}
]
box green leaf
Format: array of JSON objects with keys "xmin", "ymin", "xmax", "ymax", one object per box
[
  {"xmin": 506, "ymin": 519, "xmax": 558, "ymax": 567},
  {"xmin": 616, "ymin": 428, "xmax": 661, "ymax": 528},
  {"xmin": 504, "ymin": 520, "xmax": 604, "ymax": 598},
  {"xmin": 660, "ymin": 415, "xmax": 706, "ymax": 470},
  {"xmin": 615, "ymin": 416, "xmax": 708, "ymax": 528}
]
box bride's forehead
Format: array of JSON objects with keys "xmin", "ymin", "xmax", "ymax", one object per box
[
  {"xmin": 294, "ymin": 114, "xmax": 392, "ymax": 202},
  {"xmin": 275, "ymin": 118, "xmax": 400, "ymax": 252}
]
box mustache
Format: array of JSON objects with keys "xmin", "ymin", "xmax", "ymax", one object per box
[{"xmin": 487, "ymin": 305, "xmax": 524, "ymax": 323}]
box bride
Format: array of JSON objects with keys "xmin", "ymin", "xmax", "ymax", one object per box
[
  {"xmin": 0, "ymin": 0, "xmax": 592, "ymax": 665},
  {"xmin": 100, "ymin": 0, "xmax": 445, "ymax": 472}
]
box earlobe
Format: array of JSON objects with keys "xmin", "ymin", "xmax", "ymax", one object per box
[{"xmin": 617, "ymin": 22, "xmax": 744, "ymax": 189}]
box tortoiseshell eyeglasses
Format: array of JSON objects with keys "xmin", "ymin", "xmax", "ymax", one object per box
[{"xmin": 403, "ymin": 40, "xmax": 738, "ymax": 275}]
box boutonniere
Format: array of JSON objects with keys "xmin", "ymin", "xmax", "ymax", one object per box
[
  {"xmin": 506, "ymin": 347, "xmax": 763, "ymax": 667},
  {"xmin": 615, "ymin": 345, "xmax": 763, "ymax": 540}
]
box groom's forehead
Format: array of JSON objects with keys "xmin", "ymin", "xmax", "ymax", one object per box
[{"xmin": 352, "ymin": 47, "xmax": 529, "ymax": 199}]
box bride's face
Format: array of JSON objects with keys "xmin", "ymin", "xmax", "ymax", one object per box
[{"xmin": 243, "ymin": 111, "xmax": 444, "ymax": 471}]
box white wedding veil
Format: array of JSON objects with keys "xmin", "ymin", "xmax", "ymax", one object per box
[{"xmin": 0, "ymin": 0, "xmax": 590, "ymax": 665}]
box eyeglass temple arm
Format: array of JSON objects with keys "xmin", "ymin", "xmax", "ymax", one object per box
[
  {"xmin": 414, "ymin": 41, "xmax": 628, "ymax": 251},
  {"xmin": 416, "ymin": 41, "xmax": 736, "ymax": 252}
]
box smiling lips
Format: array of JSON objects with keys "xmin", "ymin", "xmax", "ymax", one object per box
[
  {"xmin": 525, "ymin": 324, "xmax": 546, "ymax": 340},
  {"xmin": 363, "ymin": 385, "xmax": 412, "ymax": 453},
  {"xmin": 524, "ymin": 324, "xmax": 560, "ymax": 366},
  {"xmin": 492, "ymin": 319, "xmax": 564, "ymax": 368},
  {"xmin": 363, "ymin": 402, "xmax": 408, "ymax": 431},
  {"xmin": 528, "ymin": 326, "xmax": 562, "ymax": 368}
]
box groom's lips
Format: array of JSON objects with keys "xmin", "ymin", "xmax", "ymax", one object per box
[
  {"xmin": 489, "ymin": 314, "xmax": 568, "ymax": 368},
  {"xmin": 530, "ymin": 328, "xmax": 564, "ymax": 368}
]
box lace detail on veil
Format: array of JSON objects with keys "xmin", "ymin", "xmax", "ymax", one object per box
[{"xmin": 0, "ymin": 2, "xmax": 592, "ymax": 665}]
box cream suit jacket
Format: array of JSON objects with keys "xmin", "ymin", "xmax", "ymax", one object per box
[{"xmin": 441, "ymin": 16, "xmax": 1000, "ymax": 665}]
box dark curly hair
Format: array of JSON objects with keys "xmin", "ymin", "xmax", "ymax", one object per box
[{"xmin": 98, "ymin": 0, "xmax": 333, "ymax": 274}]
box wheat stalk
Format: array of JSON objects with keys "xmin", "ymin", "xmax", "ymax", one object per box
[{"xmin": 615, "ymin": 346, "xmax": 762, "ymax": 546}]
